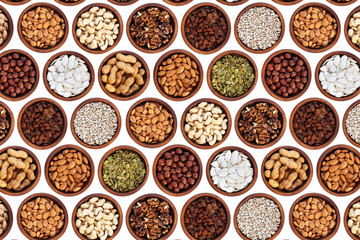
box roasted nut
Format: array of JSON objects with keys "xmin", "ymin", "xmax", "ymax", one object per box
[
  {"xmin": 0, "ymin": 10, "xmax": 9, "ymax": 47},
  {"xmin": 0, "ymin": 200, "xmax": 8, "ymax": 237},
  {"xmin": 347, "ymin": 201, "xmax": 360, "ymax": 237},
  {"xmin": 0, "ymin": 106, "xmax": 10, "ymax": 141}
]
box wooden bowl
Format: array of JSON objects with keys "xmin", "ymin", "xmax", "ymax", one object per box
[
  {"xmin": 0, "ymin": 0, "xmax": 30, "ymax": 5},
  {"xmin": 344, "ymin": 99, "xmax": 360, "ymax": 148},
  {"xmin": 290, "ymin": 3, "xmax": 341, "ymax": 53},
  {"xmin": 317, "ymin": 144, "xmax": 360, "ymax": 196},
  {"xmin": 290, "ymin": 98, "xmax": 339, "ymax": 150},
  {"xmin": 207, "ymin": 50, "xmax": 257, "ymax": 101},
  {"xmin": 344, "ymin": 195, "xmax": 360, "ymax": 240},
  {"xmin": 0, "ymin": 195, "xmax": 12, "ymax": 239},
  {"xmin": 0, "ymin": 146, "xmax": 41, "ymax": 196},
  {"xmin": 327, "ymin": 0, "xmax": 357, "ymax": 6},
  {"xmin": 126, "ymin": 194, "xmax": 177, "ymax": 240},
  {"xmin": 18, "ymin": 98, "xmax": 67, "ymax": 150},
  {"xmin": 17, "ymin": 193, "xmax": 68, "ymax": 240},
  {"xmin": 18, "ymin": 3, "xmax": 69, "ymax": 53},
  {"xmin": 108, "ymin": 0, "xmax": 139, "ymax": 6},
  {"xmin": 98, "ymin": 51, "xmax": 149, "ymax": 101},
  {"xmin": 153, "ymin": 144, "xmax": 202, "ymax": 196},
  {"xmin": 262, "ymin": 49, "xmax": 311, "ymax": 101},
  {"xmin": 234, "ymin": 3, "xmax": 285, "ymax": 54},
  {"xmin": 0, "ymin": 101, "xmax": 14, "ymax": 146},
  {"xmin": 45, "ymin": 144, "xmax": 94, "ymax": 197},
  {"xmin": 181, "ymin": 98, "xmax": 231, "ymax": 149},
  {"xmin": 345, "ymin": 6, "xmax": 360, "ymax": 52},
  {"xmin": 235, "ymin": 98, "xmax": 286, "ymax": 149},
  {"xmin": 127, "ymin": 3, "xmax": 178, "ymax": 54},
  {"xmin": 0, "ymin": 5, "xmax": 13, "ymax": 51},
  {"xmin": 126, "ymin": 97, "xmax": 177, "ymax": 148},
  {"xmin": 154, "ymin": 49, "xmax": 203, "ymax": 101},
  {"xmin": 72, "ymin": 193, "xmax": 122, "ymax": 240},
  {"xmin": 262, "ymin": 146, "xmax": 313, "ymax": 196},
  {"xmin": 98, "ymin": 145, "xmax": 149, "ymax": 196},
  {"xmin": 234, "ymin": 193, "xmax": 285, "ymax": 239},
  {"xmin": 289, "ymin": 193, "xmax": 340, "ymax": 240},
  {"xmin": 43, "ymin": 51, "xmax": 94, "ymax": 101},
  {"xmin": 54, "ymin": 0, "xmax": 86, "ymax": 6},
  {"xmin": 181, "ymin": 3, "xmax": 230, "ymax": 55},
  {"xmin": 216, "ymin": 0, "xmax": 248, "ymax": 6},
  {"xmin": 206, "ymin": 146, "xmax": 257, "ymax": 196},
  {"xmin": 181, "ymin": 193, "xmax": 230, "ymax": 240},
  {"xmin": 163, "ymin": 0, "xmax": 192, "ymax": 6},
  {"xmin": 0, "ymin": 49, "xmax": 39, "ymax": 101},
  {"xmin": 272, "ymin": 0, "xmax": 303, "ymax": 5},
  {"xmin": 72, "ymin": 3, "xmax": 123, "ymax": 54},
  {"xmin": 315, "ymin": 51, "xmax": 360, "ymax": 101},
  {"xmin": 71, "ymin": 98, "xmax": 121, "ymax": 149}
]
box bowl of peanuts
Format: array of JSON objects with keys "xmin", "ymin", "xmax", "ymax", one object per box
[
  {"xmin": 99, "ymin": 51, "xmax": 150, "ymax": 101},
  {"xmin": 0, "ymin": 146, "xmax": 40, "ymax": 196},
  {"xmin": 0, "ymin": 195, "xmax": 12, "ymax": 239},
  {"xmin": 45, "ymin": 145, "xmax": 94, "ymax": 197},
  {"xmin": 344, "ymin": 195, "xmax": 360, "ymax": 239},
  {"xmin": 262, "ymin": 146, "xmax": 313, "ymax": 196}
]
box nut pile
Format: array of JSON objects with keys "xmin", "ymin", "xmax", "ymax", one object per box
[
  {"xmin": 184, "ymin": 102, "xmax": 228, "ymax": 146},
  {"xmin": 48, "ymin": 148, "xmax": 91, "ymax": 193},
  {"xmin": 293, "ymin": 101, "xmax": 337, "ymax": 146},
  {"xmin": 319, "ymin": 54, "xmax": 360, "ymax": 98},
  {"xmin": 101, "ymin": 53, "xmax": 145, "ymax": 97},
  {"xmin": 0, "ymin": 10, "xmax": 9, "ymax": 47},
  {"xmin": 21, "ymin": 101, "xmax": 65, "ymax": 147},
  {"xmin": 157, "ymin": 53, "xmax": 200, "ymax": 98},
  {"xmin": 73, "ymin": 101, "xmax": 118, "ymax": 146},
  {"xmin": 265, "ymin": 52, "xmax": 309, "ymax": 98},
  {"xmin": 211, "ymin": 54, "xmax": 255, "ymax": 98},
  {"xmin": 293, "ymin": 6, "xmax": 337, "ymax": 49},
  {"xmin": 0, "ymin": 148, "xmax": 36, "ymax": 192},
  {"xmin": 237, "ymin": 6, "xmax": 281, "ymax": 51},
  {"xmin": 76, "ymin": 7, "xmax": 120, "ymax": 51},
  {"xmin": 0, "ymin": 106, "xmax": 10, "ymax": 141},
  {"xmin": 292, "ymin": 196, "xmax": 337, "ymax": 239},
  {"xmin": 264, "ymin": 149, "xmax": 308, "ymax": 192},
  {"xmin": 320, "ymin": 148, "xmax": 360, "ymax": 193},
  {"xmin": 184, "ymin": 196, "xmax": 227, "ymax": 240},
  {"xmin": 129, "ymin": 101, "xmax": 174, "ymax": 144},
  {"xmin": 348, "ymin": 201, "xmax": 360, "ymax": 237},
  {"xmin": 238, "ymin": 102, "xmax": 282, "ymax": 145},
  {"xmin": 21, "ymin": 6, "xmax": 66, "ymax": 49},
  {"xmin": 348, "ymin": 11, "xmax": 360, "ymax": 46},
  {"xmin": 345, "ymin": 102, "xmax": 360, "ymax": 144},
  {"xmin": 0, "ymin": 200, "xmax": 8, "ymax": 237},
  {"xmin": 0, "ymin": 52, "xmax": 37, "ymax": 98},
  {"xmin": 130, "ymin": 7, "xmax": 174, "ymax": 50},
  {"xmin": 210, "ymin": 150, "xmax": 253, "ymax": 193},
  {"xmin": 129, "ymin": 197, "xmax": 173, "ymax": 240},
  {"xmin": 236, "ymin": 197, "xmax": 281, "ymax": 240},
  {"xmin": 47, "ymin": 54, "xmax": 91, "ymax": 98},
  {"xmin": 75, "ymin": 197, "xmax": 119, "ymax": 240},
  {"xmin": 184, "ymin": 6, "xmax": 228, "ymax": 51},
  {"xmin": 102, "ymin": 149, "xmax": 146, "ymax": 193},
  {"xmin": 156, "ymin": 147, "xmax": 200, "ymax": 193},
  {"xmin": 20, "ymin": 196, "xmax": 65, "ymax": 239}
]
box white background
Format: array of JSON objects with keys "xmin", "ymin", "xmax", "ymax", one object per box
[{"xmin": 0, "ymin": 0, "xmax": 359, "ymax": 239}]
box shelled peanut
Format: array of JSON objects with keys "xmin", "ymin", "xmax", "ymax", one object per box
[
  {"xmin": 292, "ymin": 197, "xmax": 337, "ymax": 239},
  {"xmin": 264, "ymin": 149, "xmax": 308, "ymax": 192},
  {"xmin": 320, "ymin": 148, "xmax": 360, "ymax": 193},
  {"xmin": 48, "ymin": 149, "xmax": 91, "ymax": 193},
  {"xmin": 101, "ymin": 53, "xmax": 145, "ymax": 97},
  {"xmin": 0, "ymin": 148, "xmax": 36, "ymax": 192},
  {"xmin": 157, "ymin": 53, "xmax": 200, "ymax": 98}
]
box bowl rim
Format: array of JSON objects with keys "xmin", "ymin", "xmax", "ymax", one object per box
[
  {"xmin": 181, "ymin": 2, "xmax": 231, "ymax": 55},
  {"xmin": 0, "ymin": 195, "xmax": 12, "ymax": 239},
  {"xmin": 0, "ymin": 5, "xmax": 13, "ymax": 51},
  {"xmin": 234, "ymin": 98, "xmax": 287, "ymax": 149},
  {"xmin": 216, "ymin": 0, "xmax": 248, "ymax": 6},
  {"xmin": 344, "ymin": 195, "xmax": 360, "ymax": 240},
  {"xmin": 44, "ymin": 144, "xmax": 94, "ymax": 197},
  {"xmin": 163, "ymin": 0, "xmax": 193, "ymax": 6},
  {"xmin": 98, "ymin": 145, "xmax": 149, "ymax": 196},
  {"xmin": 206, "ymin": 146, "xmax": 258, "ymax": 196},
  {"xmin": 153, "ymin": 144, "xmax": 203, "ymax": 196},
  {"xmin": 207, "ymin": 50, "xmax": 258, "ymax": 101},
  {"xmin": 272, "ymin": 0, "xmax": 303, "ymax": 5},
  {"xmin": 108, "ymin": 0, "xmax": 139, "ymax": 6},
  {"xmin": 0, "ymin": 0, "xmax": 30, "ymax": 5},
  {"xmin": 343, "ymin": 99, "xmax": 360, "ymax": 148},
  {"xmin": 54, "ymin": 0, "xmax": 86, "ymax": 6},
  {"xmin": 326, "ymin": 0, "xmax": 358, "ymax": 6},
  {"xmin": 0, "ymin": 100, "xmax": 14, "ymax": 146}
]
